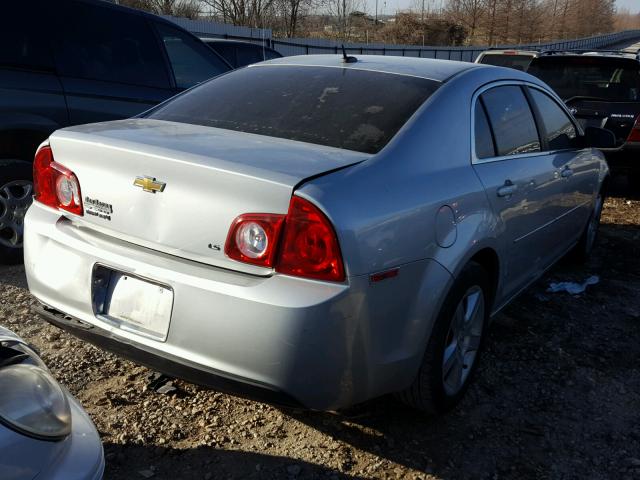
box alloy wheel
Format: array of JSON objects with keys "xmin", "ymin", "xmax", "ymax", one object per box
[
  {"xmin": 442, "ymin": 285, "xmax": 485, "ymax": 396},
  {"xmin": 0, "ymin": 180, "xmax": 33, "ymax": 249},
  {"xmin": 585, "ymin": 195, "xmax": 603, "ymax": 254}
]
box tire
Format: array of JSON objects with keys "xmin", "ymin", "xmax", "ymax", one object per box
[
  {"xmin": 0, "ymin": 159, "xmax": 33, "ymax": 265},
  {"xmin": 397, "ymin": 261, "xmax": 490, "ymax": 414},
  {"xmin": 571, "ymin": 192, "xmax": 603, "ymax": 263}
]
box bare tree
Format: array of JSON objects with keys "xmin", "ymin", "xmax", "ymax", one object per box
[
  {"xmin": 201, "ymin": 0, "xmax": 277, "ymax": 27},
  {"xmin": 118, "ymin": 0, "xmax": 201, "ymax": 18},
  {"xmin": 442, "ymin": 0, "xmax": 618, "ymax": 46},
  {"xmin": 320, "ymin": 0, "xmax": 364, "ymax": 38},
  {"xmin": 615, "ymin": 8, "xmax": 640, "ymax": 30},
  {"xmin": 120, "ymin": 0, "xmax": 623, "ymax": 45},
  {"xmin": 446, "ymin": 0, "xmax": 485, "ymax": 43},
  {"xmin": 272, "ymin": 0, "xmax": 317, "ymax": 37},
  {"xmin": 483, "ymin": 0, "xmax": 499, "ymax": 45}
]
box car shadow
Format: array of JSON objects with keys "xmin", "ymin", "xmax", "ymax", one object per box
[
  {"xmin": 103, "ymin": 442, "xmax": 369, "ymax": 480},
  {"xmin": 0, "ymin": 264, "xmax": 28, "ymax": 289},
  {"xmin": 607, "ymin": 173, "xmax": 640, "ymax": 200}
]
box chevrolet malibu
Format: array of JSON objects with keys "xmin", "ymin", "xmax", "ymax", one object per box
[{"xmin": 24, "ymin": 55, "xmax": 613, "ymax": 413}]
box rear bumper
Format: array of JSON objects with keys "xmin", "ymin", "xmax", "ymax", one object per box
[
  {"xmin": 35, "ymin": 304, "xmax": 302, "ymax": 408},
  {"xmin": 24, "ymin": 203, "xmax": 452, "ymax": 410}
]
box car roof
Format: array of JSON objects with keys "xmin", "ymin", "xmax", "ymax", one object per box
[
  {"xmin": 201, "ymin": 38, "xmax": 275, "ymax": 49},
  {"xmin": 73, "ymin": 0, "xmax": 191, "ymax": 29},
  {"xmin": 253, "ymin": 55, "xmax": 481, "ymax": 82}
]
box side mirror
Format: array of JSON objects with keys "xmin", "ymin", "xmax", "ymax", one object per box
[{"xmin": 582, "ymin": 126, "xmax": 616, "ymax": 149}]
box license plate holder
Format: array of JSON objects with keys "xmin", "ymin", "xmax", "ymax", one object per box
[{"xmin": 92, "ymin": 265, "xmax": 173, "ymax": 341}]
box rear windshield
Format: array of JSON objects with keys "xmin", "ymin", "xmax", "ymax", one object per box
[
  {"xmin": 479, "ymin": 54, "xmax": 534, "ymax": 71},
  {"xmin": 528, "ymin": 56, "xmax": 640, "ymax": 102},
  {"xmin": 146, "ymin": 65, "xmax": 440, "ymax": 154}
]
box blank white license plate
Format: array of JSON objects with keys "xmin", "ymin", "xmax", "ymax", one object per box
[{"xmin": 103, "ymin": 271, "xmax": 173, "ymax": 341}]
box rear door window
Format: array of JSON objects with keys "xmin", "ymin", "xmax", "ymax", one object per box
[
  {"xmin": 481, "ymin": 86, "xmax": 541, "ymax": 157},
  {"xmin": 147, "ymin": 65, "xmax": 439, "ymax": 154},
  {"xmin": 55, "ymin": 1, "xmax": 171, "ymax": 89},
  {"xmin": 528, "ymin": 88, "xmax": 577, "ymax": 150},
  {"xmin": 155, "ymin": 24, "xmax": 230, "ymax": 89},
  {"xmin": 474, "ymin": 100, "xmax": 496, "ymax": 159}
]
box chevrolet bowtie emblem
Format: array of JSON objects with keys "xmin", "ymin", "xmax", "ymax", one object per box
[{"xmin": 133, "ymin": 176, "xmax": 166, "ymax": 193}]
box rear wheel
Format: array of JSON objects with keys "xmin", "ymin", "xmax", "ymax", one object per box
[
  {"xmin": 571, "ymin": 192, "xmax": 603, "ymax": 263},
  {"xmin": 0, "ymin": 160, "xmax": 33, "ymax": 264},
  {"xmin": 397, "ymin": 262, "xmax": 490, "ymax": 414}
]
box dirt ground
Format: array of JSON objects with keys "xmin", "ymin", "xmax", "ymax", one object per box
[{"xmin": 1, "ymin": 178, "xmax": 639, "ymax": 480}]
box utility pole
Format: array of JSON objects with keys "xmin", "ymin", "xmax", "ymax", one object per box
[
  {"xmin": 375, "ymin": 0, "xmax": 378, "ymax": 26},
  {"xmin": 421, "ymin": 0, "xmax": 425, "ymax": 46}
]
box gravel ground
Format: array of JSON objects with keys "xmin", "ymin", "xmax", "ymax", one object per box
[{"xmin": 1, "ymin": 180, "xmax": 639, "ymax": 480}]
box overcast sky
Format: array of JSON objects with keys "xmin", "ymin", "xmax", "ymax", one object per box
[
  {"xmin": 366, "ymin": 0, "xmax": 639, "ymax": 17},
  {"xmin": 616, "ymin": 0, "xmax": 640, "ymax": 13}
]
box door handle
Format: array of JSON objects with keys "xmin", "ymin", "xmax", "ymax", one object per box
[
  {"xmin": 497, "ymin": 181, "xmax": 517, "ymax": 198},
  {"xmin": 561, "ymin": 167, "xmax": 574, "ymax": 178}
]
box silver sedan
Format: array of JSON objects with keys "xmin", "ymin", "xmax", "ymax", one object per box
[
  {"xmin": 0, "ymin": 326, "xmax": 104, "ymax": 479},
  {"xmin": 24, "ymin": 55, "xmax": 611, "ymax": 413}
]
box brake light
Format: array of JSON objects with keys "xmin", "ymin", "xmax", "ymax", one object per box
[
  {"xmin": 33, "ymin": 145, "xmax": 83, "ymax": 215},
  {"xmin": 225, "ymin": 196, "xmax": 345, "ymax": 282},
  {"xmin": 276, "ymin": 196, "xmax": 345, "ymax": 282},
  {"xmin": 627, "ymin": 115, "xmax": 640, "ymax": 142}
]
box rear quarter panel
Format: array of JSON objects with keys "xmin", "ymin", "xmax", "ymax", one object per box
[{"xmin": 299, "ymin": 68, "xmax": 504, "ymax": 280}]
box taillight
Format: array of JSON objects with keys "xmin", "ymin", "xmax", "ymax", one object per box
[
  {"xmin": 627, "ymin": 115, "xmax": 640, "ymax": 142},
  {"xmin": 225, "ymin": 214, "xmax": 285, "ymax": 267},
  {"xmin": 33, "ymin": 145, "xmax": 83, "ymax": 215},
  {"xmin": 225, "ymin": 196, "xmax": 345, "ymax": 282},
  {"xmin": 276, "ymin": 196, "xmax": 345, "ymax": 282}
]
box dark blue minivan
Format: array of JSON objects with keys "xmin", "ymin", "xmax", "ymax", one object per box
[{"xmin": 0, "ymin": 0, "xmax": 231, "ymax": 263}]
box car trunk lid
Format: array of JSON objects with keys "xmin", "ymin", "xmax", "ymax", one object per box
[{"xmin": 48, "ymin": 119, "xmax": 368, "ymax": 275}]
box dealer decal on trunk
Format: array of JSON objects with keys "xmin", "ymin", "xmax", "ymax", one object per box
[{"xmin": 85, "ymin": 197, "xmax": 113, "ymax": 221}]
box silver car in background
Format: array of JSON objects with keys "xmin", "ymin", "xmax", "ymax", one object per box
[
  {"xmin": 24, "ymin": 55, "xmax": 612, "ymax": 413},
  {"xmin": 0, "ymin": 326, "xmax": 103, "ymax": 479}
]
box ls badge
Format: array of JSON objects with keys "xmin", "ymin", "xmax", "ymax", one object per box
[{"xmin": 134, "ymin": 176, "xmax": 166, "ymax": 193}]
